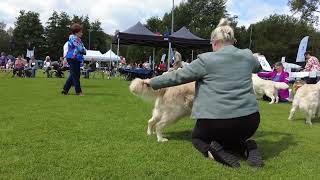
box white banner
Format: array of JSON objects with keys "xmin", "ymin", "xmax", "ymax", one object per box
[
  {"xmin": 257, "ymin": 55, "xmax": 272, "ymax": 72},
  {"xmin": 161, "ymin": 54, "xmax": 166, "ymax": 63},
  {"xmin": 296, "ymin": 36, "xmax": 309, "ymax": 62}
]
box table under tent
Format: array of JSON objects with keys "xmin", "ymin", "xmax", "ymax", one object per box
[
  {"xmin": 83, "ymin": 50, "xmax": 121, "ymax": 79},
  {"xmin": 114, "ymin": 22, "xmax": 211, "ymax": 80}
]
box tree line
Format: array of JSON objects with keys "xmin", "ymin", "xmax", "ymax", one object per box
[{"xmin": 0, "ymin": 0, "xmax": 319, "ymax": 64}]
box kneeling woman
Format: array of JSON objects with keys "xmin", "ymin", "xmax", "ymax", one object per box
[
  {"xmin": 258, "ymin": 62, "xmax": 289, "ymax": 102},
  {"xmin": 143, "ymin": 19, "xmax": 263, "ymax": 168}
]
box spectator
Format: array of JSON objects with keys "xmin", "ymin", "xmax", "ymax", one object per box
[
  {"xmin": 84, "ymin": 58, "xmax": 97, "ymax": 78},
  {"xmin": 43, "ymin": 56, "xmax": 52, "ymax": 78},
  {"xmin": 258, "ymin": 62, "xmax": 289, "ymax": 102},
  {"xmin": 0, "ymin": 52, "xmax": 7, "ymax": 69},
  {"xmin": 51, "ymin": 61, "xmax": 63, "ymax": 78},
  {"xmin": 12, "ymin": 56, "xmax": 26, "ymax": 77},
  {"xmin": 6, "ymin": 59, "xmax": 13, "ymax": 69},
  {"xmin": 61, "ymin": 57, "xmax": 69, "ymax": 71},
  {"xmin": 25, "ymin": 56, "xmax": 38, "ymax": 78},
  {"xmin": 303, "ymin": 51, "xmax": 320, "ymax": 84},
  {"xmin": 143, "ymin": 61, "xmax": 151, "ymax": 69},
  {"xmin": 158, "ymin": 62, "xmax": 166, "ymax": 75}
]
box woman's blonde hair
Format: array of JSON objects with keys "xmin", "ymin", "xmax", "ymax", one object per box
[{"xmin": 211, "ymin": 18, "xmax": 235, "ymax": 43}]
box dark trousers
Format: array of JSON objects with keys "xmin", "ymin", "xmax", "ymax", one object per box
[
  {"xmin": 84, "ymin": 68, "xmax": 95, "ymax": 78},
  {"xmin": 63, "ymin": 59, "xmax": 82, "ymax": 93},
  {"xmin": 192, "ymin": 112, "xmax": 260, "ymax": 157},
  {"xmin": 13, "ymin": 67, "xmax": 24, "ymax": 77},
  {"xmin": 45, "ymin": 67, "xmax": 51, "ymax": 78}
]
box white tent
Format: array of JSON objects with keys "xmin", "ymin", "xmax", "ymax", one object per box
[
  {"xmin": 84, "ymin": 50, "xmax": 109, "ymax": 61},
  {"xmin": 102, "ymin": 50, "xmax": 121, "ymax": 62}
]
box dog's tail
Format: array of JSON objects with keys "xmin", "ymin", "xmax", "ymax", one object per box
[
  {"xmin": 273, "ymin": 82, "xmax": 289, "ymax": 90},
  {"xmin": 129, "ymin": 78, "xmax": 166, "ymax": 101}
]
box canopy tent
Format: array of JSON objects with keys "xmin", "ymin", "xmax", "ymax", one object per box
[
  {"xmin": 84, "ymin": 50, "xmax": 109, "ymax": 61},
  {"xmin": 114, "ymin": 22, "xmax": 166, "ymax": 47},
  {"xmin": 102, "ymin": 50, "xmax": 121, "ymax": 62},
  {"xmin": 113, "ymin": 23, "xmax": 211, "ymax": 71},
  {"xmin": 169, "ymin": 27, "xmax": 211, "ymax": 49}
]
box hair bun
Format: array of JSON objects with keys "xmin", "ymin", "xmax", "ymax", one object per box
[{"xmin": 217, "ymin": 18, "xmax": 230, "ymax": 27}]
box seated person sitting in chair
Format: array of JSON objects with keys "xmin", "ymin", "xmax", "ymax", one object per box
[
  {"xmin": 258, "ymin": 62, "xmax": 290, "ymax": 102},
  {"xmin": 0, "ymin": 52, "xmax": 7, "ymax": 69},
  {"xmin": 61, "ymin": 57, "xmax": 69, "ymax": 71},
  {"xmin": 12, "ymin": 56, "xmax": 27, "ymax": 77},
  {"xmin": 43, "ymin": 56, "xmax": 52, "ymax": 78},
  {"xmin": 51, "ymin": 60, "xmax": 64, "ymax": 78},
  {"xmin": 24, "ymin": 56, "xmax": 38, "ymax": 78},
  {"xmin": 84, "ymin": 58, "xmax": 96, "ymax": 79}
]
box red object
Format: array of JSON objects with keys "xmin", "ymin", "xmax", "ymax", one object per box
[{"xmin": 159, "ymin": 63, "xmax": 166, "ymax": 72}]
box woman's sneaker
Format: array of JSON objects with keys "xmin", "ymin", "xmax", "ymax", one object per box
[
  {"xmin": 61, "ymin": 91, "xmax": 68, "ymax": 95},
  {"xmin": 209, "ymin": 141, "xmax": 240, "ymax": 168},
  {"xmin": 245, "ymin": 140, "xmax": 264, "ymax": 167},
  {"xmin": 76, "ymin": 92, "xmax": 84, "ymax": 96}
]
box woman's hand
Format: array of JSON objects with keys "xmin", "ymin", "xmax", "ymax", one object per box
[{"xmin": 143, "ymin": 79, "xmax": 151, "ymax": 86}]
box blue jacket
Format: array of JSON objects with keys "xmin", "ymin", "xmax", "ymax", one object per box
[{"xmin": 66, "ymin": 34, "xmax": 86, "ymax": 61}]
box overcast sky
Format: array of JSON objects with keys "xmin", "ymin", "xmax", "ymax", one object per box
[{"xmin": 0, "ymin": 0, "xmax": 291, "ymax": 34}]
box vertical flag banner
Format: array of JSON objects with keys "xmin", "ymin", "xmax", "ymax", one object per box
[{"xmin": 296, "ymin": 36, "xmax": 309, "ymax": 62}]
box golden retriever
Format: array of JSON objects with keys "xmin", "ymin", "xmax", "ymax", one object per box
[
  {"xmin": 252, "ymin": 74, "xmax": 289, "ymax": 104},
  {"xmin": 288, "ymin": 81, "xmax": 320, "ymax": 125},
  {"xmin": 129, "ymin": 78, "xmax": 195, "ymax": 142}
]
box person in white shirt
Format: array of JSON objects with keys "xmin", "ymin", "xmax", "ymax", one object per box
[{"xmin": 43, "ymin": 56, "xmax": 52, "ymax": 78}]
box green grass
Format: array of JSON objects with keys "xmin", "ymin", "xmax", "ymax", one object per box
[{"xmin": 0, "ymin": 73, "xmax": 320, "ymax": 179}]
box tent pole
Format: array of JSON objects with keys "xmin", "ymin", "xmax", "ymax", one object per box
[
  {"xmin": 117, "ymin": 38, "xmax": 120, "ymax": 66},
  {"xmin": 167, "ymin": 42, "xmax": 171, "ymax": 71},
  {"xmin": 192, "ymin": 50, "xmax": 194, "ymax": 61},
  {"xmin": 153, "ymin": 48, "xmax": 155, "ymax": 71},
  {"xmin": 110, "ymin": 44, "xmax": 112, "ymax": 79}
]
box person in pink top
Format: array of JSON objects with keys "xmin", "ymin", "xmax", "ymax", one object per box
[
  {"xmin": 258, "ymin": 62, "xmax": 289, "ymax": 102},
  {"xmin": 12, "ymin": 56, "xmax": 27, "ymax": 77},
  {"xmin": 304, "ymin": 51, "xmax": 320, "ymax": 84}
]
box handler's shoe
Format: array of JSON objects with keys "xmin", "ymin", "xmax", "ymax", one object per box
[
  {"xmin": 245, "ymin": 140, "xmax": 264, "ymax": 168},
  {"xmin": 61, "ymin": 91, "xmax": 68, "ymax": 95},
  {"xmin": 209, "ymin": 141, "xmax": 240, "ymax": 168},
  {"xmin": 76, "ymin": 92, "xmax": 84, "ymax": 96}
]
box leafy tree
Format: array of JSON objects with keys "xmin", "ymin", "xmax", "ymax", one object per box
[
  {"xmin": 146, "ymin": 17, "xmax": 162, "ymax": 33},
  {"xmin": 250, "ymin": 14, "xmax": 319, "ymax": 64},
  {"xmin": 89, "ymin": 20, "xmax": 110, "ymax": 53},
  {"xmin": 12, "ymin": 10, "xmax": 45, "ymax": 58},
  {"xmin": 45, "ymin": 11, "xmax": 71, "ymax": 60},
  {"xmin": 0, "ymin": 22, "xmax": 11, "ymax": 53},
  {"xmin": 288, "ymin": 0, "xmax": 320, "ymax": 24}
]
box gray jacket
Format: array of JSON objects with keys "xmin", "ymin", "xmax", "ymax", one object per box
[{"xmin": 150, "ymin": 45, "xmax": 260, "ymax": 120}]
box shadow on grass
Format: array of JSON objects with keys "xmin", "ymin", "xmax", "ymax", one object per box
[
  {"xmin": 290, "ymin": 117, "xmax": 320, "ymax": 124},
  {"xmin": 81, "ymin": 84, "xmax": 104, "ymax": 88},
  {"xmin": 254, "ymin": 131, "xmax": 297, "ymax": 160},
  {"xmin": 84, "ymin": 93, "xmax": 120, "ymax": 96},
  {"xmin": 167, "ymin": 130, "xmax": 192, "ymax": 142},
  {"xmin": 167, "ymin": 130, "xmax": 297, "ymax": 160}
]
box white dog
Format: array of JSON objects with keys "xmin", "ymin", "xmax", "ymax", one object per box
[
  {"xmin": 129, "ymin": 78, "xmax": 195, "ymax": 142},
  {"xmin": 288, "ymin": 82, "xmax": 320, "ymax": 125},
  {"xmin": 252, "ymin": 74, "xmax": 289, "ymax": 104}
]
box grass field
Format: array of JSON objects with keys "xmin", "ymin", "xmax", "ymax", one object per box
[{"xmin": 0, "ymin": 72, "xmax": 320, "ymax": 179}]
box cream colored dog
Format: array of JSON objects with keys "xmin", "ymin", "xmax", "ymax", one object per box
[
  {"xmin": 252, "ymin": 74, "xmax": 289, "ymax": 104},
  {"xmin": 288, "ymin": 81, "xmax": 320, "ymax": 125},
  {"xmin": 129, "ymin": 78, "xmax": 195, "ymax": 142}
]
